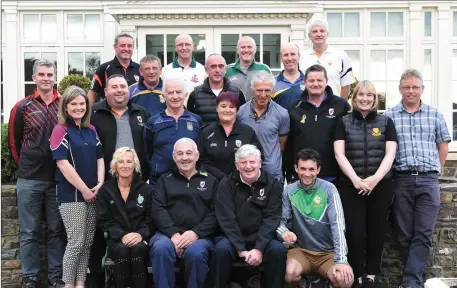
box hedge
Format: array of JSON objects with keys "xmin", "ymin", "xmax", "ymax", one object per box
[
  {"xmin": 58, "ymin": 74, "xmax": 92, "ymax": 95},
  {"xmin": 1, "ymin": 123, "xmax": 18, "ymax": 184}
]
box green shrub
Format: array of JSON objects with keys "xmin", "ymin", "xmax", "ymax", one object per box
[
  {"xmin": 58, "ymin": 74, "xmax": 92, "ymax": 95},
  {"xmin": 1, "ymin": 123, "xmax": 19, "ymax": 184}
]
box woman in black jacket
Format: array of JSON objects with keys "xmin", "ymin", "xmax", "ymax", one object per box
[
  {"xmin": 334, "ymin": 80, "xmax": 398, "ymax": 288},
  {"xmin": 196, "ymin": 91, "xmax": 263, "ymax": 180},
  {"xmin": 97, "ymin": 147, "xmax": 153, "ymax": 288}
]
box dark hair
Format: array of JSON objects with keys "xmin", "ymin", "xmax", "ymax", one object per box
[
  {"xmin": 216, "ymin": 91, "xmax": 239, "ymax": 108},
  {"xmin": 304, "ymin": 64, "xmax": 328, "ymax": 81},
  {"xmin": 295, "ymin": 148, "xmax": 322, "ymax": 168},
  {"xmin": 106, "ymin": 74, "xmax": 127, "ymax": 88}
]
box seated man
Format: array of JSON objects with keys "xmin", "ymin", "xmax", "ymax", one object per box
[
  {"xmin": 277, "ymin": 149, "xmax": 353, "ymax": 288},
  {"xmin": 208, "ymin": 144, "xmax": 286, "ymax": 288},
  {"xmin": 149, "ymin": 138, "xmax": 218, "ymax": 288}
]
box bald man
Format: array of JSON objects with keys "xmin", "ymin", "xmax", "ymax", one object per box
[
  {"xmin": 226, "ymin": 36, "xmax": 272, "ymax": 101},
  {"xmin": 161, "ymin": 34, "xmax": 206, "ymax": 96}
]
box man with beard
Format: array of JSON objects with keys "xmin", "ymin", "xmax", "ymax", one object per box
[
  {"xmin": 87, "ymin": 74, "xmax": 150, "ymax": 287},
  {"xmin": 129, "ymin": 55, "xmax": 166, "ymax": 116},
  {"xmin": 88, "ymin": 33, "xmax": 140, "ymax": 103}
]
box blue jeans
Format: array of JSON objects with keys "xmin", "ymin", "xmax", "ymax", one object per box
[
  {"xmin": 393, "ymin": 172, "xmax": 441, "ymax": 288},
  {"xmin": 16, "ymin": 178, "xmax": 66, "ymax": 282},
  {"xmin": 149, "ymin": 232, "xmax": 214, "ymax": 288}
]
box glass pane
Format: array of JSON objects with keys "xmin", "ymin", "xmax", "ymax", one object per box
[
  {"xmin": 242, "ymin": 34, "xmax": 260, "ymax": 62},
  {"xmin": 344, "ymin": 12, "xmax": 360, "ymax": 37},
  {"xmin": 67, "ymin": 14, "xmax": 83, "ymax": 40},
  {"xmin": 453, "ymin": 50, "xmax": 457, "ymax": 80},
  {"xmin": 85, "ymin": 15, "xmax": 100, "ymax": 41},
  {"xmin": 166, "ymin": 34, "xmax": 178, "ymax": 65},
  {"xmin": 24, "ymin": 52, "xmax": 40, "ymax": 81},
  {"xmin": 422, "ymin": 80, "xmax": 432, "ymax": 105},
  {"xmin": 42, "ymin": 52, "xmax": 57, "ymax": 73},
  {"xmin": 221, "ymin": 34, "xmax": 238, "ymax": 64},
  {"xmin": 146, "ymin": 35, "xmax": 165, "ymax": 65},
  {"xmin": 372, "ymin": 81, "xmax": 386, "ymax": 110},
  {"xmin": 85, "ymin": 52, "xmax": 100, "ymax": 79},
  {"xmin": 345, "ymin": 50, "xmax": 360, "ymax": 79},
  {"xmin": 41, "ymin": 15, "xmax": 57, "ymax": 41},
  {"xmin": 453, "ymin": 81, "xmax": 457, "ymax": 108},
  {"xmin": 23, "ymin": 14, "xmax": 39, "ymax": 41},
  {"xmin": 453, "ymin": 111, "xmax": 457, "ymax": 140},
  {"xmin": 370, "ymin": 50, "xmax": 386, "ymax": 80},
  {"xmin": 68, "ymin": 52, "xmax": 84, "ymax": 75},
  {"xmin": 263, "ymin": 34, "xmax": 281, "ymax": 69},
  {"xmin": 424, "ymin": 49, "xmax": 432, "ymax": 80},
  {"xmin": 327, "ymin": 13, "xmax": 342, "ymax": 37},
  {"xmin": 386, "ymin": 81, "xmax": 401, "ymax": 109},
  {"xmin": 190, "ymin": 34, "xmax": 206, "ymax": 66},
  {"xmin": 387, "ymin": 50, "xmax": 403, "ymax": 81},
  {"xmin": 25, "ymin": 84, "xmax": 36, "ymax": 96},
  {"xmin": 454, "ymin": 12, "xmax": 457, "ymax": 37},
  {"xmin": 424, "ymin": 12, "xmax": 432, "ymax": 37},
  {"xmin": 371, "ymin": 12, "xmax": 386, "ymax": 37},
  {"xmin": 388, "ymin": 12, "xmax": 403, "ymax": 37}
]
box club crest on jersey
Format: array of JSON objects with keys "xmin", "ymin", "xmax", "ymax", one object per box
[
  {"xmin": 235, "ymin": 140, "xmax": 242, "ymax": 147},
  {"xmin": 137, "ymin": 116, "xmax": 142, "ymax": 123},
  {"xmin": 187, "ymin": 122, "xmax": 193, "ymax": 131},
  {"xmin": 159, "ymin": 94, "xmax": 165, "ymax": 103},
  {"xmin": 257, "ymin": 188, "xmax": 266, "ymax": 201},
  {"xmin": 191, "ymin": 74, "xmax": 199, "ymax": 83},
  {"xmin": 313, "ymin": 195, "xmax": 322, "ymax": 205},
  {"xmin": 134, "ymin": 74, "xmax": 140, "ymax": 82},
  {"xmin": 300, "ymin": 84, "xmax": 306, "ymax": 91},
  {"xmin": 197, "ymin": 181, "xmax": 207, "ymax": 191},
  {"xmin": 372, "ymin": 128, "xmax": 381, "ymax": 136},
  {"xmin": 326, "ymin": 108, "xmax": 336, "ymax": 119}
]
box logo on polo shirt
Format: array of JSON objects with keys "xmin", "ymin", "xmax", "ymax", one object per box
[
  {"xmin": 197, "ymin": 181, "xmax": 207, "ymax": 191},
  {"xmin": 137, "ymin": 116, "xmax": 142, "ymax": 123},
  {"xmin": 187, "ymin": 122, "xmax": 193, "ymax": 131},
  {"xmin": 257, "ymin": 188, "xmax": 266, "ymax": 201},
  {"xmin": 372, "ymin": 128, "xmax": 381, "ymax": 136},
  {"xmin": 326, "ymin": 108, "xmax": 336, "ymax": 119},
  {"xmin": 134, "ymin": 74, "xmax": 140, "ymax": 82},
  {"xmin": 235, "ymin": 140, "xmax": 242, "ymax": 147},
  {"xmin": 191, "ymin": 74, "xmax": 199, "ymax": 83}
]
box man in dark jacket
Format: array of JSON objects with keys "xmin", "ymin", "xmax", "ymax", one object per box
[
  {"xmin": 187, "ymin": 53, "xmax": 246, "ymax": 125},
  {"xmin": 286, "ymin": 64, "xmax": 350, "ymax": 183},
  {"xmin": 149, "ymin": 138, "xmax": 219, "ymax": 288},
  {"xmin": 88, "ymin": 74, "xmax": 150, "ymax": 287},
  {"xmin": 207, "ymin": 144, "xmax": 286, "ymax": 288}
]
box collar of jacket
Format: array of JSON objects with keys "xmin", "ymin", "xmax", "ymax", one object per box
[
  {"xmin": 138, "ymin": 76, "xmax": 163, "ymax": 92},
  {"xmin": 296, "ymin": 86, "xmax": 335, "ymax": 109},
  {"xmin": 216, "ymin": 119, "xmax": 243, "ymax": 136},
  {"xmin": 352, "ymin": 109, "xmax": 378, "ymax": 121},
  {"xmin": 232, "ymin": 169, "xmax": 268, "ymax": 185},
  {"xmin": 103, "ymin": 173, "xmax": 144, "ymax": 195},
  {"xmin": 169, "ymin": 165, "xmax": 210, "ymax": 180},
  {"xmin": 201, "ymin": 77, "xmax": 230, "ymax": 92}
]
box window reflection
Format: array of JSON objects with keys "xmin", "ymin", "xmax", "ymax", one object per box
[
  {"xmin": 221, "ymin": 34, "xmax": 238, "ymax": 64},
  {"xmin": 388, "ymin": 12, "xmax": 403, "ymax": 37},
  {"xmin": 85, "ymin": 15, "xmax": 100, "ymax": 41},
  {"xmin": 85, "ymin": 52, "xmax": 100, "ymax": 79},
  {"xmin": 67, "ymin": 15, "xmax": 83, "ymax": 40},
  {"xmin": 371, "ymin": 12, "xmax": 386, "ymax": 37},
  {"xmin": 68, "ymin": 52, "xmax": 84, "ymax": 75},
  {"xmin": 327, "ymin": 13, "xmax": 342, "ymax": 37},
  {"xmin": 424, "ymin": 12, "xmax": 432, "ymax": 37},
  {"xmin": 345, "ymin": 13, "xmax": 360, "ymax": 37},
  {"xmin": 263, "ymin": 34, "xmax": 281, "ymax": 68}
]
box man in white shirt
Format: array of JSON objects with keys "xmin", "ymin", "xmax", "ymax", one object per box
[
  {"xmin": 161, "ymin": 34, "xmax": 206, "ymax": 96},
  {"xmin": 299, "ymin": 19, "xmax": 354, "ymax": 99}
]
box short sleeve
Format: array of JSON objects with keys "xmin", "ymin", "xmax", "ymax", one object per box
[
  {"xmin": 89, "ymin": 65, "xmax": 104, "ymax": 94},
  {"xmin": 339, "ymin": 51, "xmax": 354, "ymax": 87},
  {"xmin": 435, "ymin": 112, "xmax": 452, "ymax": 144},
  {"xmin": 50, "ymin": 125, "xmax": 69, "ymax": 160},
  {"xmin": 385, "ymin": 117, "xmax": 398, "ymax": 142},
  {"xmin": 334, "ymin": 117, "xmax": 346, "ymax": 141},
  {"xmin": 279, "ymin": 109, "xmax": 290, "ymax": 136}
]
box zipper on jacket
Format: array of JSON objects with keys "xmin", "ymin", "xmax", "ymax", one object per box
[
  {"xmin": 225, "ymin": 140, "xmax": 227, "ymax": 147},
  {"xmin": 315, "ymin": 115, "xmax": 317, "ymax": 122},
  {"xmin": 363, "ymin": 120, "xmax": 368, "ymax": 178}
]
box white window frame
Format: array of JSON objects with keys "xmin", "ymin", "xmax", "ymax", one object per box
[
  {"xmin": 20, "ymin": 47, "xmax": 63, "ymax": 97},
  {"xmin": 64, "ymin": 47, "xmax": 103, "ymax": 78},
  {"xmin": 367, "ymin": 10, "xmax": 407, "ymax": 42},
  {"xmin": 63, "ymin": 12, "xmax": 103, "ymax": 44},
  {"xmin": 324, "ymin": 11, "xmax": 363, "ymax": 41},
  {"xmin": 421, "ymin": 45, "xmax": 436, "ymax": 107},
  {"xmin": 326, "ymin": 45, "xmax": 364, "ymax": 80},
  {"xmin": 452, "ymin": 11, "xmax": 457, "ymax": 38},
  {"xmin": 20, "ymin": 12, "xmax": 61, "ymax": 44},
  {"xmin": 450, "ymin": 45, "xmax": 457, "ymax": 149}
]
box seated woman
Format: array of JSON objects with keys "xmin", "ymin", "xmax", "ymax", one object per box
[
  {"xmin": 196, "ymin": 91, "xmax": 263, "ymax": 180},
  {"xmin": 97, "ymin": 147, "xmax": 153, "ymax": 288}
]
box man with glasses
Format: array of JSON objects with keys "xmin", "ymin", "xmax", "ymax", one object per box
[
  {"xmin": 237, "ymin": 71, "xmax": 289, "ymax": 184},
  {"xmin": 161, "ymin": 34, "xmax": 206, "ymax": 96},
  {"xmin": 385, "ymin": 69, "xmax": 450, "ymax": 288}
]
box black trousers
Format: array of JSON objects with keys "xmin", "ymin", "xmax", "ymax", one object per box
[
  {"xmin": 87, "ymin": 227, "xmax": 106, "ymax": 288},
  {"xmin": 338, "ymin": 179, "xmax": 394, "ymax": 278},
  {"xmin": 108, "ymin": 241, "xmax": 149, "ymax": 288}
]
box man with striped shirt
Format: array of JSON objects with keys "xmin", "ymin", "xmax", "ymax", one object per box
[
  {"xmin": 385, "ymin": 69, "xmax": 450, "ymax": 288},
  {"xmin": 278, "ymin": 149, "xmax": 353, "ymax": 288}
]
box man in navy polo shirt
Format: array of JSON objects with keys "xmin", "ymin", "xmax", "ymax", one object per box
[
  {"xmin": 88, "ymin": 33, "xmax": 140, "ymax": 103},
  {"xmin": 144, "ymin": 76, "xmax": 202, "ymax": 185}
]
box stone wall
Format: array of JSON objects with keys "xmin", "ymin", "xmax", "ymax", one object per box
[{"xmin": 2, "ymin": 162, "xmax": 457, "ymax": 287}]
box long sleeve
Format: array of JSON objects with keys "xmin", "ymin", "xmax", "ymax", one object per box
[
  {"xmin": 327, "ymin": 186, "xmax": 348, "ymax": 263},
  {"xmin": 136, "ymin": 189, "xmax": 152, "ymax": 240},
  {"xmin": 97, "ymin": 186, "xmax": 128, "ymax": 241},
  {"xmin": 192, "ymin": 178, "xmax": 219, "ymax": 238},
  {"xmin": 8, "ymin": 102, "xmax": 24, "ymax": 164},
  {"xmin": 215, "ymin": 177, "xmax": 246, "ymax": 251},
  {"xmin": 144, "ymin": 120, "xmax": 154, "ymax": 161},
  {"xmin": 151, "ymin": 177, "xmax": 180, "ymax": 237},
  {"xmin": 254, "ymin": 179, "xmax": 283, "ymax": 251},
  {"xmin": 277, "ymin": 185, "xmax": 292, "ymax": 239}
]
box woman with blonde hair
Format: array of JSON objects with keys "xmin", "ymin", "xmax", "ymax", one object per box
[
  {"xmin": 50, "ymin": 85, "xmax": 104, "ymax": 288},
  {"xmin": 97, "ymin": 147, "xmax": 153, "ymax": 288},
  {"xmin": 334, "ymin": 80, "xmax": 398, "ymax": 288}
]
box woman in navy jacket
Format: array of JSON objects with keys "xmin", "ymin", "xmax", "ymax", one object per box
[{"xmin": 50, "ymin": 86, "xmax": 104, "ymax": 288}]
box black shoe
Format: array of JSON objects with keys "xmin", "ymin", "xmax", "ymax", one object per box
[
  {"xmin": 48, "ymin": 279, "xmax": 65, "ymax": 288},
  {"xmin": 399, "ymin": 286, "xmax": 414, "ymax": 288},
  {"xmin": 21, "ymin": 278, "xmax": 37, "ymax": 288},
  {"xmin": 246, "ymin": 273, "xmax": 262, "ymax": 288},
  {"xmin": 361, "ymin": 277, "xmax": 375, "ymax": 288}
]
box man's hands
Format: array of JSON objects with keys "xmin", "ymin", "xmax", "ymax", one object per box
[
  {"xmin": 281, "ymin": 231, "xmax": 297, "ymax": 243},
  {"xmin": 332, "ymin": 263, "xmax": 354, "ymax": 287},
  {"xmin": 177, "ymin": 231, "xmax": 199, "ymax": 249},
  {"xmin": 121, "ymin": 232, "xmax": 143, "ymax": 247},
  {"xmin": 238, "ymin": 249, "xmax": 263, "ymax": 266},
  {"xmin": 171, "ymin": 233, "xmax": 184, "ymax": 257}
]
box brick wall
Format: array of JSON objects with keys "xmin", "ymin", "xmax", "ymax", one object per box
[{"xmin": 2, "ymin": 162, "xmax": 457, "ymax": 287}]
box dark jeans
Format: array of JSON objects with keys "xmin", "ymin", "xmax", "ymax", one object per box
[
  {"xmin": 339, "ymin": 179, "xmax": 394, "ymax": 278},
  {"xmin": 207, "ymin": 237, "xmax": 286, "ymax": 288},
  {"xmin": 109, "ymin": 241, "xmax": 149, "ymax": 288},
  {"xmin": 16, "ymin": 178, "xmax": 66, "ymax": 282},
  {"xmin": 86, "ymin": 227, "xmax": 106, "ymax": 288},
  {"xmin": 393, "ymin": 172, "xmax": 440, "ymax": 288},
  {"xmin": 149, "ymin": 232, "xmax": 214, "ymax": 288}
]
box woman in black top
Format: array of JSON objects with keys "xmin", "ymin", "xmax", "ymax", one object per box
[
  {"xmin": 197, "ymin": 91, "xmax": 263, "ymax": 180},
  {"xmin": 334, "ymin": 80, "xmax": 398, "ymax": 288},
  {"xmin": 97, "ymin": 147, "xmax": 153, "ymax": 288}
]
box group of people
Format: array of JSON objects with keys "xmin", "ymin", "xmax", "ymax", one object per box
[{"xmin": 8, "ymin": 17, "xmax": 450, "ymax": 288}]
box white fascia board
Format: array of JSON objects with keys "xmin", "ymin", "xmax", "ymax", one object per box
[
  {"xmin": 15, "ymin": 1, "xmax": 104, "ymax": 11},
  {"xmin": 322, "ymin": 0, "xmax": 454, "ymax": 9}
]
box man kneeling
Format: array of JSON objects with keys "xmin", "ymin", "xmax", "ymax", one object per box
[{"xmin": 278, "ymin": 149, "xmax": 354, "ymax": 288}]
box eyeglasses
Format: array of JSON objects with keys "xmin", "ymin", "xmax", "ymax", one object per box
[
  {"xmin": 401, "ymin": 86, "xmax": 422, "ymax": 91},
  {"xmin": 176, "ymin": 43, "xmax": 192, "ymax": 48}
]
